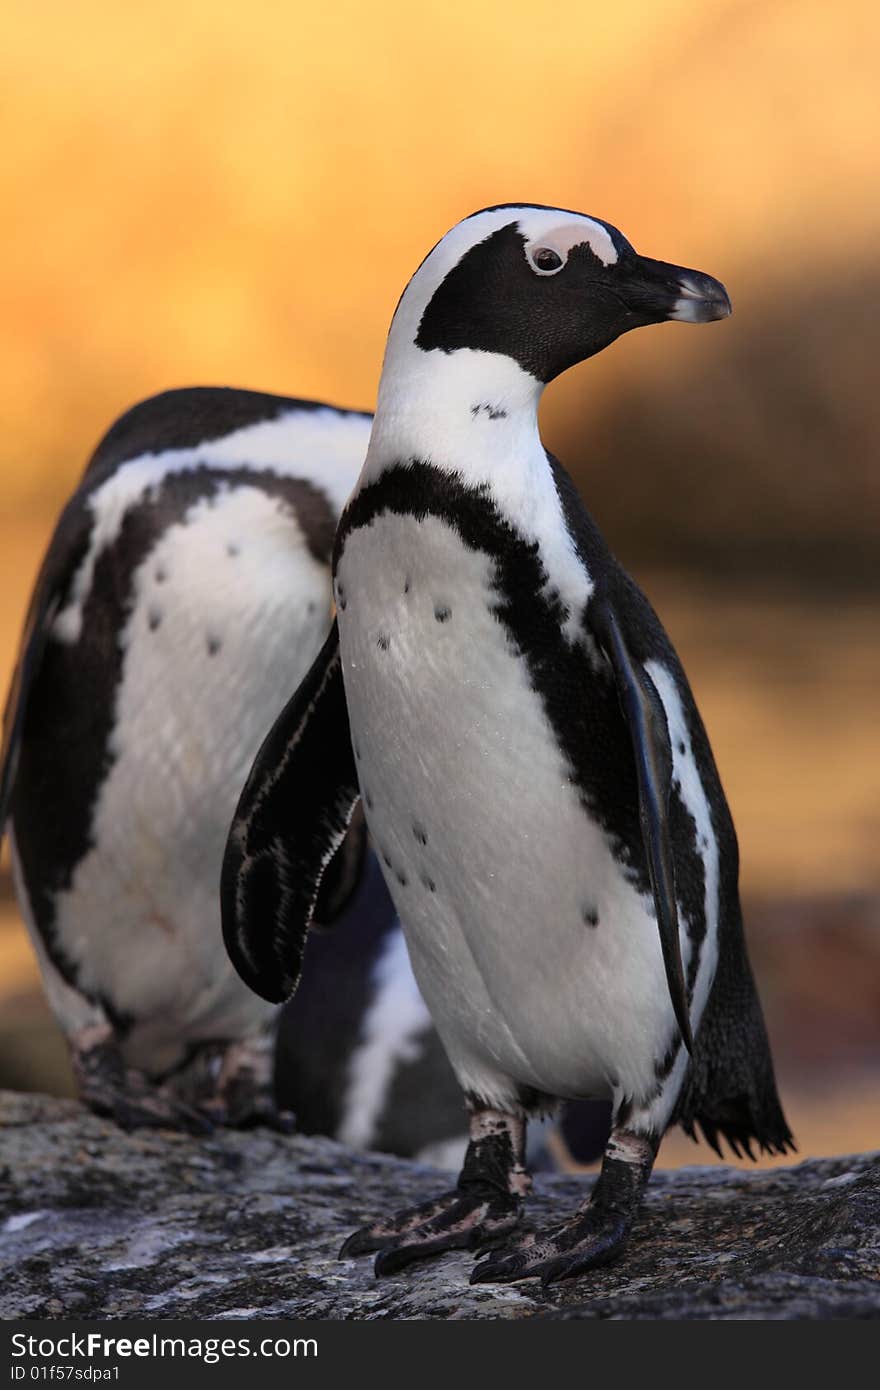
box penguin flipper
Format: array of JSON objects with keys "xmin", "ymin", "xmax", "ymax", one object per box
[
  {"xmin": 591, "ymin": 598, "xmax": 693, "ymax": 1053},
  {"xmin": 0, "ymin": 602, "xmax": 50, "ymax": 832},
  {"xmin": 312, "ymin": 802, "xmax": 368, "ymax": 926},
  {"xmin": 1, "ymin": 496, "xmax": 91, "ymax": 833},
  {"xmin": 221, "ymin": 619, "xmax": 360, "ymax": 1004}
]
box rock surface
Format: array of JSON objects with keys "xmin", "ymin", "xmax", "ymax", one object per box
[{"xmin": 0, "ymin": 1091, "xmax": 877, "ymax": 1320}]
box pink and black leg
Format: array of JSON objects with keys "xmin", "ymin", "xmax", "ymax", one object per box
[
  {"xmin": 339, "ymin": 1107, "xmax": 532, "ymax": 1276},
  {"xmin": 163, "ymin": 1016, "xmax": 295, "ymax": 1133},
  {"xmin": 471, "ymin": 1124, "xmax": 659, "ymax": 1287},
  {"xmin": 74, "ymin": 1014, "xmax": 294, "ymax": 1135},
  {"xmin": 71, "ymin": 1023, "xmax": 214, "ymax": 1135},
  {"xmin": 195, "ymin": 1024, "xmax": 296, "ymax": 1133}
]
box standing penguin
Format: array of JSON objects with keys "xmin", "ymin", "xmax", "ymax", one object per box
[
  {"xmin": 222, "ymin": 204, "xmax": 793, "ymax": 1284},
  {"xmin": 0, "ymin": 387, "xmax": 372, "ymax": 1130},
  {"xmin": 1, "ymin": 380, "xmax": 608, "ymax": 1154}
]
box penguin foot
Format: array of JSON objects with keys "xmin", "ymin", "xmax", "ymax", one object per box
[
  {"xmin": 339, "ymin": 1106, "xmax": 531, "ymax": 1277},
  {"xmin": 72, "ymin": 1028, "xmax": 214, "ymax": 1135},
  {"xmin": 211, "ymin": 1034, "xmax": 296, "ymax": 1132},
  {"xmin": 169, "ymin": 1032, "xmax": 295, "ymax": 1132},
  {"xmin": 340, "ymin": 1187, "xmax": 523, "ymax": 1275},
  {"xmin": 470, "ymin": 1207, "xmax": 630, "ymax": 1286},
  {"xmin": 471, "ymin": 1126, "xmax": 659, "ymax": 1288}
]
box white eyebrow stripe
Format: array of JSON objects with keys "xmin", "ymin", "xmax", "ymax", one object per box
[{"xmin": 524, "ymin": 219, "xmax": 618, "ymax": 267}]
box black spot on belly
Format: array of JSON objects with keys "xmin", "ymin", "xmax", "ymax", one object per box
[
  {"xmin": 148, "ymin": 607, "xmax": 162, "ymax": 631},
  {"xmin": 404, "ymin": 576, "xmax": 411, "ymax": 594},
  {"xmin": 434, "ymin": 604, "xmax": 451, "ymax": 623},
  {"xmin": 207, "ymin": 634, "xmax": 222, "ymax": 656},
  {"xmin": 581, "ymin": 904, "xmax": 599, "ymax": 928},
  {"xmin": 380, "ymin": 847, "xmax": 392, "ymax": 869},
  {"xmin": 412, "ymin": 822, "xmax": 427, "ymax": 845},
  {"xmin": 377, "ymin": 633, "xmax": 390, "ymax": 651},
  {"xmin": 307, "ymin": 600, "xmax": 317, "ymax": 614},
  {"xmin": 364, "ymin": 789, "xmax": 374, "ymax": 810},
  {"xmin": 470, "ymin": 403, "xmax": 507, "ymax": 421},
  {"xmin": 155, "ymin": 567, "xmax": 168, "ymax": 584},
  {"xmin": 678, "ymin": 740, "xmax": 686, "ymax": 755},
  {"xmin": 420, "ymin": 872, "xmax": 436, "ymax": 893},
  {"xmin": 227, "ymin": 542, "xmax": 240, "ymax": 557},
  {"xmin": 395, "ymin": 869, "xmax": 408, "ymax": 887}
]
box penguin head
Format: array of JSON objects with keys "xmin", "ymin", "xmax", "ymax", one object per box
[{"xmin": 387, "ymin": 204, "xmax": 731, "ymax": 387}]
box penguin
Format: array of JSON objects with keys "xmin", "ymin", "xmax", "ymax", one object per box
[
  {"xmin": 221, "ymin": 204, "xmax": 794, "ymax": 1285},
  {"xmin": 0, "ymin": 379, "xmax": 610, "ymax": 1155},
  {"xmin": 0, "ymin": 386, "xmax": 373, "ymax": 1131}
]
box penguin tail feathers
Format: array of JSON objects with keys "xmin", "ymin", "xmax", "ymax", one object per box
[
  {"xmin": 673, "ymin": 901, "xmax": 795, "ymax": 1161},
  {"xmin": 677, "ymin": 1094, "xmax": 796, "ymax": 1162}
]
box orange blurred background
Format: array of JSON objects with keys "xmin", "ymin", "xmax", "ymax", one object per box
[{"xmin": 1, "ymin": 0, "xmax": 878, "ymax": 1165}]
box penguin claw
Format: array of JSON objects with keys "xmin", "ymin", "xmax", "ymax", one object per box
[
  {"xmin": 373, "ymin": 1229, "xmax": 475, "ymax": 1277},
  {"xmin": 263, "ymin": 1106, "xmax": 297, "ymax": 1135},
  {"xmin": 470, "ymin": 1249, "xmax": 533, "ymax": 1285},
  {"xmin": 72, "ymin": 1033, "xmax": 214, "ymax": 1135},
  {"xmin": 472, "ymin": 1225, "xmax": 535, "ymax": 1259}
]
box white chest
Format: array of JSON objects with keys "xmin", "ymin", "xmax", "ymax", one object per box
[{"xmin": 336, "ymin": 511, "xmax": 683, "ymax": 1110}]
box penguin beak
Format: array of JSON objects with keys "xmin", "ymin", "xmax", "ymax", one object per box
[
  {"xmin": 667, "ymin": 269, "xmax": 732, "ymax": 324},
  {"xmin": 619, "ymin": 256, "xmax": 732, "ymax": 325}
]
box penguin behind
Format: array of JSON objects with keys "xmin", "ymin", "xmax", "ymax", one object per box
[
  {"xmin": 0, "ymin": 387, "xmax": 375, "ymax": 1130},
  {"xmin": 223, "ymin": 205, "xmax": 794, "ymax": 1285}
]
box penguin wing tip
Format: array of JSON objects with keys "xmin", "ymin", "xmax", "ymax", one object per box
[{"xmin": 228, "ymin": 927, "xmax": 297, "ymax": 1006}]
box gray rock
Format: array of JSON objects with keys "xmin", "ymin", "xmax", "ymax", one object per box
[{"xmin": 0, "ymin": 1091, "xmax": 877, "ymax": 1320}]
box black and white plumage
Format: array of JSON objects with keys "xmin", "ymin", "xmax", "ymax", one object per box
[
  {"xmin": 0, "ymin": 380, "xmax": 609, "ymax": 1157},
  {"xmin": 0, "ymin": 386, "xmax": 374, "ymax": 1130},
  {"xmin": 223, "ymin": 204, "xmax": 793, "ymax": 1284}
]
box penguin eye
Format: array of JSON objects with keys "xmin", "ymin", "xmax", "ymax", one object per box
[{"xmin": 529, "ymin": 246, "xmax": 565, "ymax": 276}]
